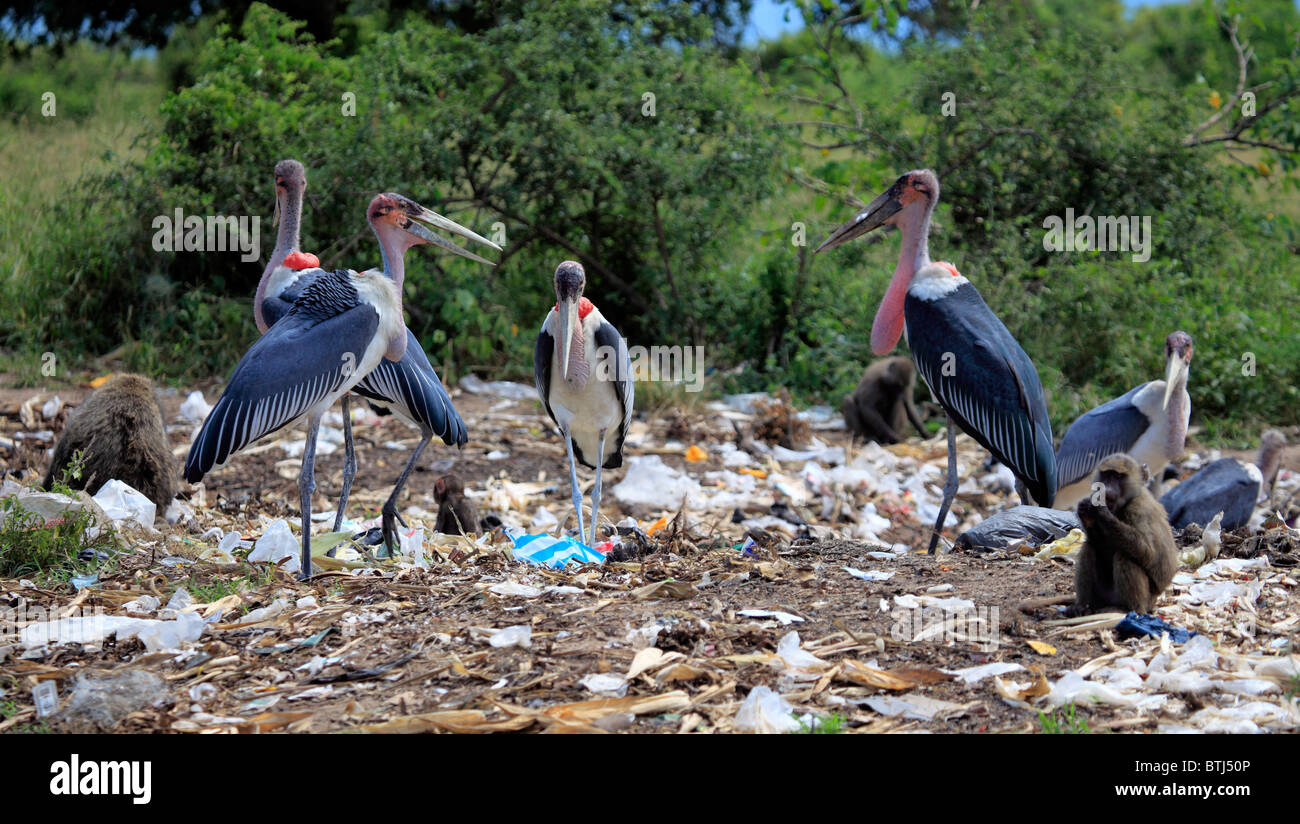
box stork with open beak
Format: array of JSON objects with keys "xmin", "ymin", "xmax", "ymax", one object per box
[
  {"xmin": 534, "ymin": 262, "xmax": 634, "ymax": 545},
  {"xmin": 252, "ymin": 160, "xmax": 498, "ymax": 554},
  {"xmin": 815, "ymin": 169, "xmax": 1056, "ymax": 553},
  {"xmin": 190, "ymin": 186, "xmax": 497, "ymax": 577},
  {"xmin": 347, "ymin": 193, "xmax": 498, "ymax": 553},
  {"xmin": 1054, "ymin": 331, "xmax": 1193, "ymax": 509}
]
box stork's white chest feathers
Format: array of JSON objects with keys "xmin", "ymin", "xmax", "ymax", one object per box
[
  {"xmin": 546, "ymin": 310, "xmax": 623, "ymax": 449},
  {"xmin": 908, "ymin": 262, "xmax": 968, "ymax": 301},
  {"xmin": 350, "ymin": 270, "xmax": 406, "ymax": 373},
  {"xmin": 265, "ymin": 264, "xmax": 306, "ymax": 301}
]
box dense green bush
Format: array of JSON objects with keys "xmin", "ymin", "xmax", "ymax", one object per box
[
  {"xmin": 1, "ymin": 0, "xmax": 1297, "ymax": 444},
  {"xmin": 4, "ymin": 1, "xmax": 783, "ymax": 383},
  {"xmin": 760, "ymin": 0, "xmax": 1300, "ymax": 439}
]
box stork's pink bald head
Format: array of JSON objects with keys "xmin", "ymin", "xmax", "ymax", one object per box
[{"xmin": 814, "ymin": 169, "xmax": 941, "ymax": 354}]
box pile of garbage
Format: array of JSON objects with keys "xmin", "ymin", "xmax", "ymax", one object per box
[{"xmin": 0, "ymin": 382, "xmax": 1296, "ymax": 734}]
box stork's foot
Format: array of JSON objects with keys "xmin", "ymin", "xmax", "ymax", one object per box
[{"xmin": 381, "ymin": 504, "xmax": 409, "ymax": 558}]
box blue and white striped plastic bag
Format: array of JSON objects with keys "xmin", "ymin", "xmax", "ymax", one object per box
[{"xmin": 510, "ymin": 533, "xmax": 606, "ymax": 569}]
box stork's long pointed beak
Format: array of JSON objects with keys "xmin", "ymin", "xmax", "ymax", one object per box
[
  {"xmin": 814, "ymin": 186, "xmax": 904, "ymax": 253},
  {"xmin": 556, "ymin": 297, "xmax": 580, "ymax": 380},
  {"xmin": 401, "ymin": 201, "xmax": 502, "ymax": 266},
  {"xmin": 1162, "ymin": 352, "xmax": 1187, "ymax": 411}
]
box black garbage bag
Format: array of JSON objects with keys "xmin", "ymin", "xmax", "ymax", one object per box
[
  {"xmin": 1160, "ymin": 458, "xmax": 1259, "ymax": 531},
  {"xmin": 955, "ymin": 506, "xmax": 1081, "ymax": 552}
]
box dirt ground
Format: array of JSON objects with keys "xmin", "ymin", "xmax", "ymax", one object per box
[{"xmin": 1, "ymin": 378, "xmax": 1297, "ymax": 734}]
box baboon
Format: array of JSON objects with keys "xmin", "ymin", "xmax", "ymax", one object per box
[
  {"xmin": 43, "ymin": 374, "xmax": 176, "ymax": 510},
  {"xmin": 1068, "ymin": 454, "xmax": 1177, "ymax": 616},
  {"xmin": 434, "ymin": 474, "xmax": 479, "ymax": 535},
  {"xmin": 841, "ymin": 356, "xmax": 927, "ymax": 444},
  {"xmin": 1258, "ymin": 429, "xmax": 1286, "ymax": 495}
]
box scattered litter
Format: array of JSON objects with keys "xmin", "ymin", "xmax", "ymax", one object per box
[
  {"xmin": 768, "ymin": 631, "xmax": 830, "ymax": 680},
  {"xmin": 1045, "ymin": 671, "xmax": 1138, "ymax": 708},
  {"xmin": 531, "ymin": 507, "xmax": 559, "ymax": 529},
  {"xmin": 843, "ymin": 566, "xmax": 894, "ymax": 581},
  {"xmin": 859, "ymin": 694, "xmax": 968, "ymax": 721},
  {"xmin": 248, "ymin": 519, "xmax": 300, "ymax": 574},
  {"xmin": 179, "ymin": 391, "xmax": 212, "ymax": 423},
  {"xmin": 1179, "ymin": 512, "xmax": 1223, "ymax": 567},
  {"xmin": 612, "ymin": 455, "xmax": 703, "ymax": 509},
  {"xmin": 955, "ymin": 506, "xmax": 1080, "ymax": 551},
  {"xmin": 32, "ymin": 680, "xmax": 58, "ymax": 718},
  {"xmin": 943, "ymin": 662, "xmax": 1025, "ymax": 685},
  {"xmin": 1116, "ymin": 613, "xmax": 1198, "ymax": 643},
  {"xmin": 510, "ymin": 533, "xmax": 605, "ymax": 568},
  {"xmin": 459, "ymin": 374, "xmax": 536, "ymax": 400},
  {"xmin": 137, "ymin": 611, "xmax": 205, "ymax": 652},
  {"xmin": 489, "ymin": 581, "xmax": 542, "ymax": 598},
  {"xmin": 734, "ymin": 686, "xmax": 801, "ymax": 733},
  {"xmin": 579, "ymin": 673, "xmax": 629, "ymax": 697},
  {"xmin": 738, "ymin": 609, "xmax": 804, "ymax": 625},
  {"xmin": 60, "ymin": 670, "xmax": 168, "ymax": 728},
  {"xmin": 488, "ymin": 625, "xmax": 532, "ymax": 648}
]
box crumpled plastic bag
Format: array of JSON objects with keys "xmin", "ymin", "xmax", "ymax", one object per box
[
  {"xmin": 510, "ymin": 533, "xmax": 605, "ymax": 568},
  {"xmin": 91, "ymin": 479, "xmax": 156, "ymax": 530},
  {"xmin": 179, "ymin": 390, "xmax": 212, "ymax": 424},
  {"xmin": 488, "ymin": 625, "xmax": 532, "ymax": 648},
  {"xmin": 21, "ymin": 611, "xmax": 204, "ymax": 652},
  {"xmin": 459, "ymin": 374, "xmax": 536, "ymax": 400},
  {"xmin": 136, "ymin": 611, "xmax": 205, "ymax": 652},
  {"xmin": 1116, "ymin": 612, "xmax": 1197, "ymax": 643},
  {"xmin": 734, "ymin": 686, "xmax": 801, "ymax": 733},
  {"xmin": 60, "ymin": 669, "xmax": 168, "ymax": 727},
  {"xmin": 248, "ymin": 519, "xmax": 300, "ymax": 574},
  {"xmin": 611, "ymin": 455, "xmax": 704, "ymax": 510},
  {"xmin": 1045, "ymin": 671, "xmax": 1137, "ymax": 708},
  {"xmin": 3, "ymin": 486, "xmax": 110, "ymax": 535},
  {"xmin": 768, "ymin": 631, "xmax": 830, "ymax": 681}
]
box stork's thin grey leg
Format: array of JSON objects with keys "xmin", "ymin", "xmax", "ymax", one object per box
[
  {"xmin": 927, "ymin": 414, "xmax": 959, "ymax": 555},
  {"xmin": 299, "ymin": 416, "xmax": 322, "ymax": 578},
  {"xmin": 333, "ymin": 395, "xmax": 356, "ymax": 532},
  {"xmin": 591, "ymin": 431, "xmax": 607, "ymax": 546},
  {"xmin": 1015, "ymin": 478, "xmax": 1029, "ymax": 506},
  {"xmin": 381, "ymin": 433, "xmax": 430, "ymax": 558},
  {"xmin": 563, "ymin": 429, "xmax": 585, "ymax": 542}
]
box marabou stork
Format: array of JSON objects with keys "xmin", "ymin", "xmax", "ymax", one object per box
[
  {"xmin": 534, "ymin": 262, "xmax": 634, "ymax": 545},
  {"xmin": 253, "ymin": 160, "xmax": 498, "ymax": 553},
  {"xmin": 188, "ymin": 197, "xmax": 496, "ymax": 576},
  {"xmin": 185, "ymin": 262, "xmax": 406, "ymax": 578},
  {"xmin": 815, "ymin": 169, "xmax": 1056, "ymax": 553},
  {"xmin": 1054, "ymin": 331, "xmax": 1193, "ymax": 510}
]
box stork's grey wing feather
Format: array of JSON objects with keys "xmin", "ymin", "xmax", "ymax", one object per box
[
  {"xmin": 1055, "ymin": 383, "xmax": 1151, "ymax": 489},
  {"xmin": 353, "ymin": 327, "xmax": 467, "ymax": 447},
  {"xmin": 593, "ymin": 320, "xmax": 634, "ymax": 469},
  {"xmin": 534, "ymin": 327, "xmax": 558, "ymax": 427},
  {"xmin": 905, "ymin": 283, "xmax": 1057, "ymax": 506}
]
